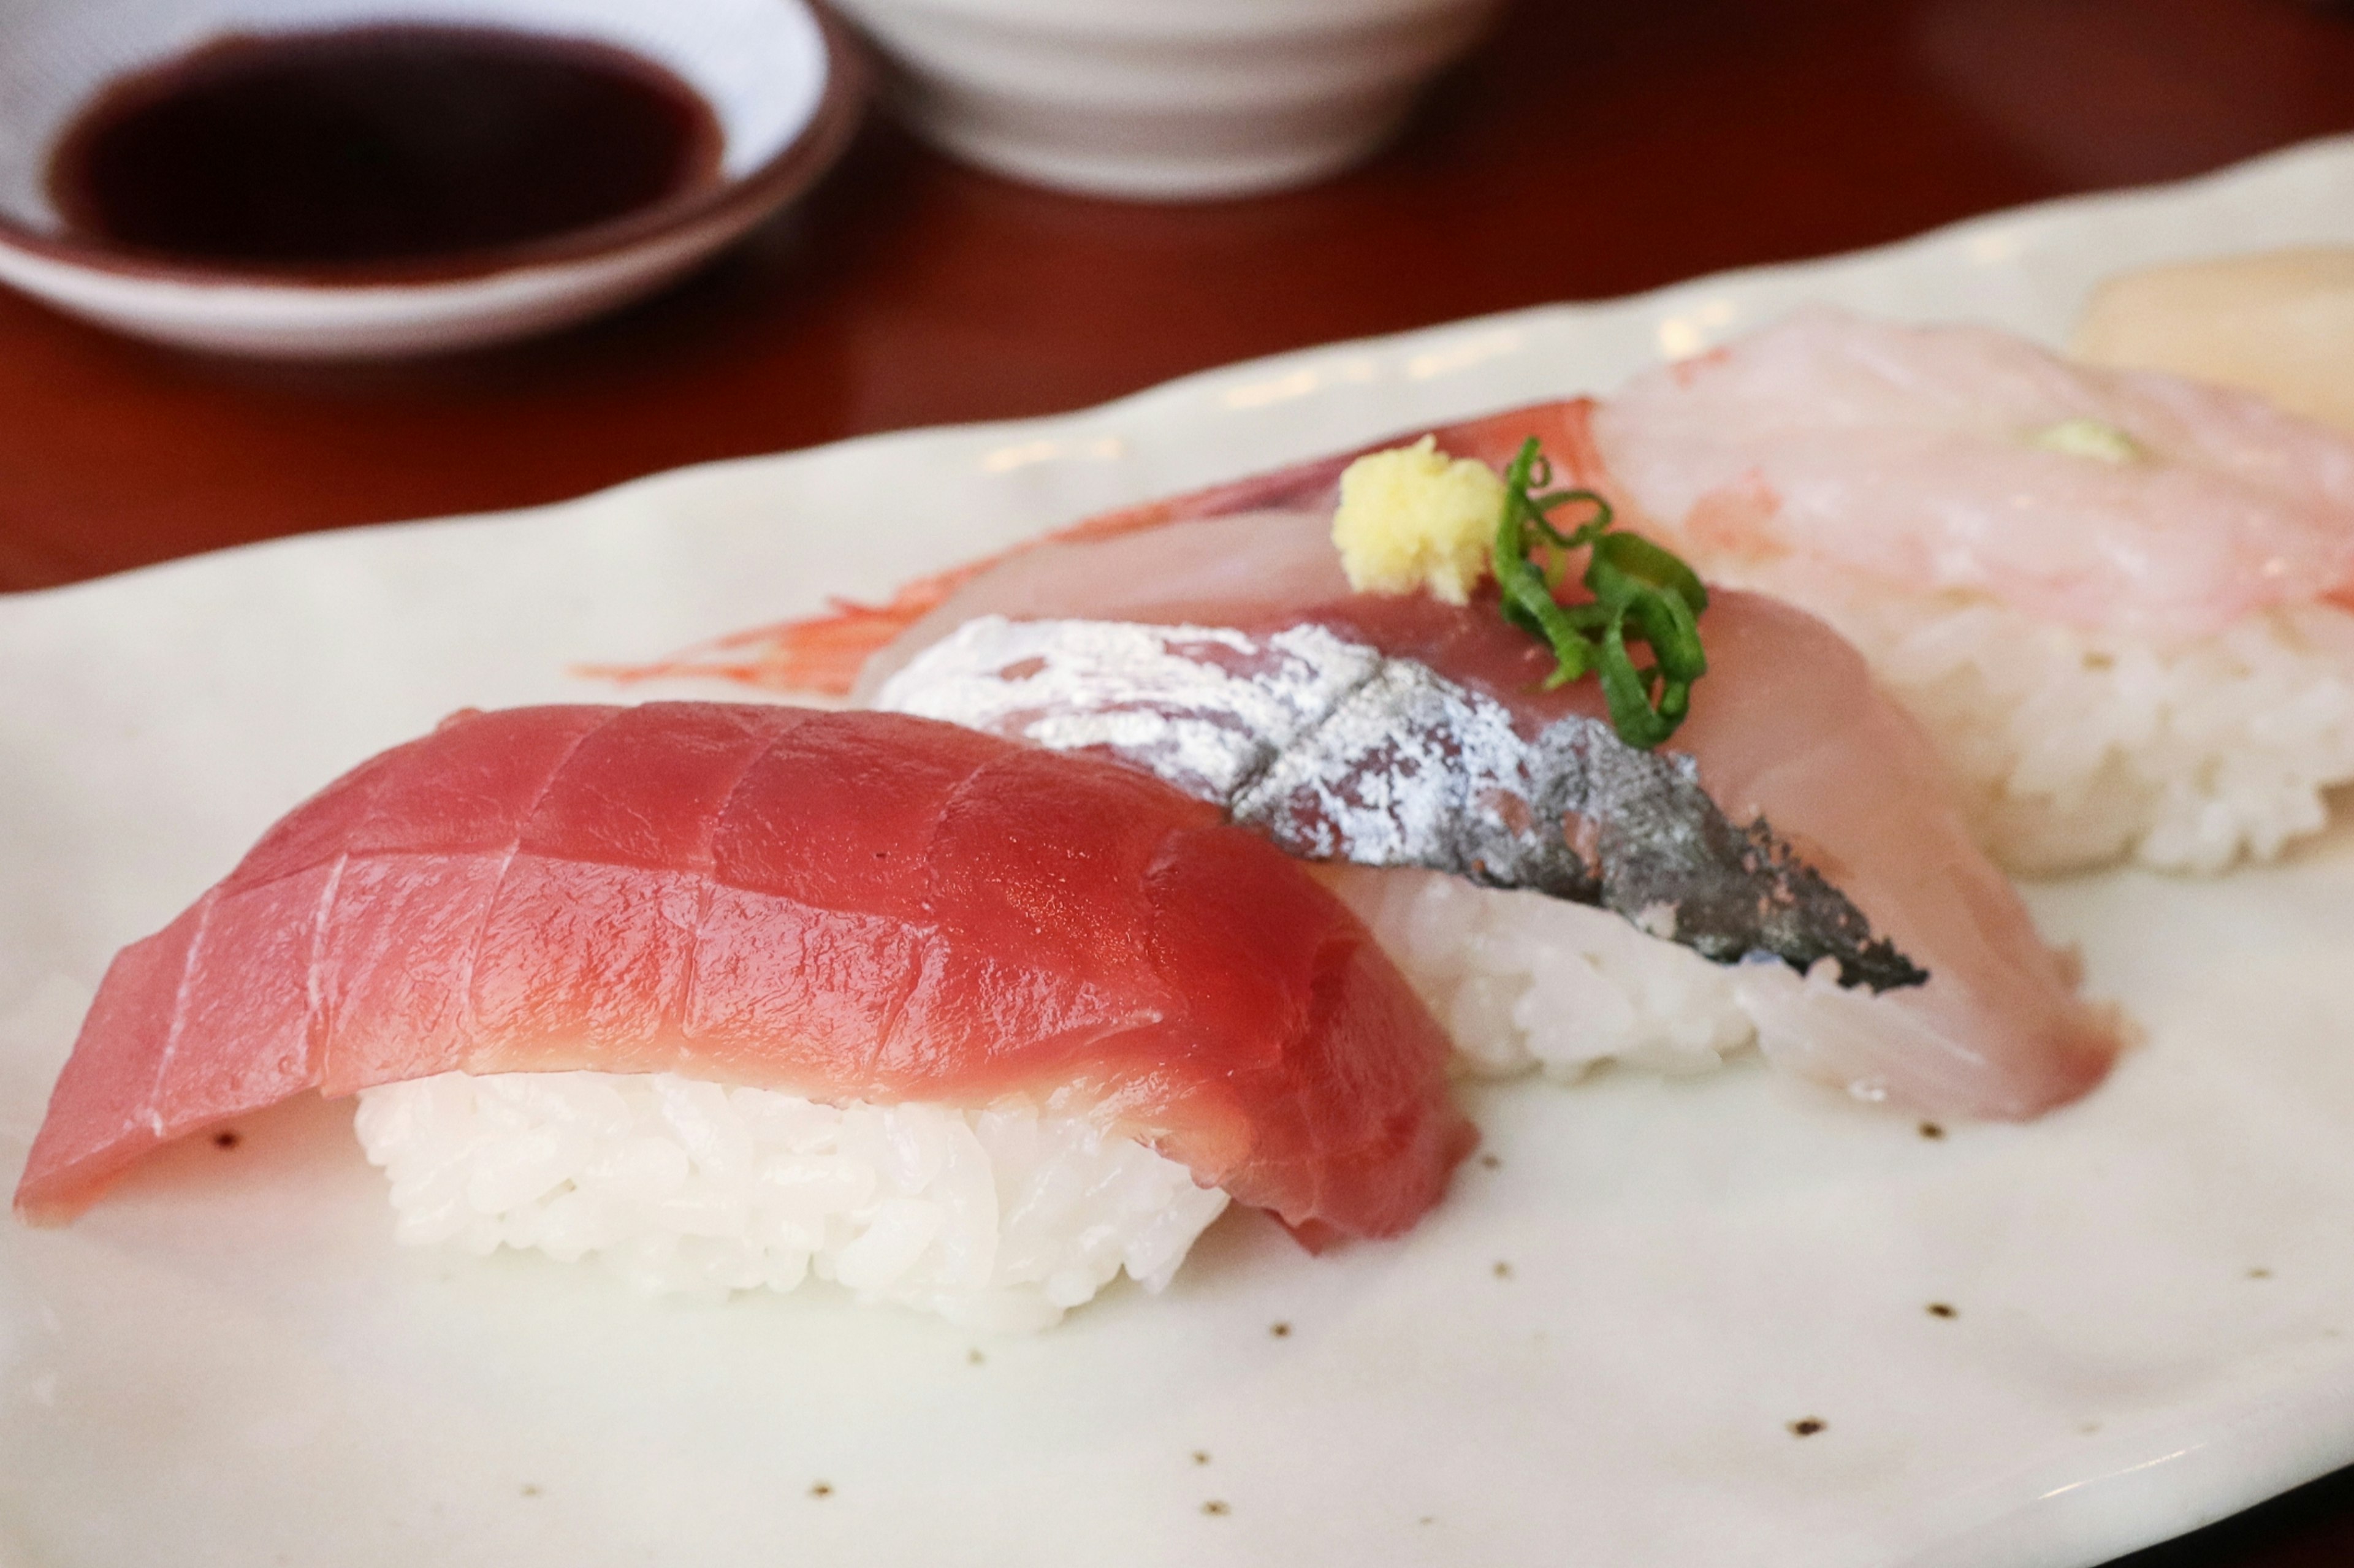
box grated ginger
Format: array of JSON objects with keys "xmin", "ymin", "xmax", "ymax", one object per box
[
  {"xmin": 2031, "ymin": 417, "xmax": 2142, "ymax": 464},
  {"xmin": 1331, "ymin": 436, "xmax": 1504, "ymax": 604}
]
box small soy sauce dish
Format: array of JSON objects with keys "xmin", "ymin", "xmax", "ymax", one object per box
[{"xmin": 0, "ymin": 0, "xmax": 865, "ymax": 359}]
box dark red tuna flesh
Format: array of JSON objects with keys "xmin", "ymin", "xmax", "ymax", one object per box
[{"xmin": 15, "ymin": 704, "xmax": 1473, "ymax": 1237}]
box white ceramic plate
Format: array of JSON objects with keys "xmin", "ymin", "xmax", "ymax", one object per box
[{"xmin": 11, "ymin": 137, "xmax": 2354, "ymax": 1568}]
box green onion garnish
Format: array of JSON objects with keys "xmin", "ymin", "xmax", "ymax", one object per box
[{"xmin": 1492, "ymin": 437, "xmax": 1709, "ymax": 750}]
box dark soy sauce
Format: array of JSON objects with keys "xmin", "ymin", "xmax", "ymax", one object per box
[{"xmin": 47, "ymin": 25, "xmax": 724, "ymax": 268}]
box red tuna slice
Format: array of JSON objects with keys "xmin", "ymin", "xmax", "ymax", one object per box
[{"xmin": 15, "ymin": 704, "xmax": 1474, "ymax": 1234}]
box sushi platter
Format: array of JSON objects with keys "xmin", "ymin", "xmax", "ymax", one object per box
[{"xmin": 11, "ymin": 135, "xmax": 2354, "ymax": 1567}]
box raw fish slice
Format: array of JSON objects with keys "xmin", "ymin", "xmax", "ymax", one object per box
[
  {"xmin": 879, "ymin": 614, "xmax": 1923, "ymax": 991},
  {"xmin": 611, "ymin": 402, "xmax": 1596, "ymax": 697},
  {"xmin": 825, "ymin": 505, "xmax": 2098, "ymax": 1105},
  {"xmin": 1265, "ymin": 592, "xmax": 2122, "ymax": 1117},
  {"xmin": 15, "ymin": 703, "xmax": 1473, "ymax": 1236},
  {"xmin": 1587, "ymin": 308, "xmax": 2354, "ymax": 871},
  {"xmin": 877, "ymin": 593, "xmax": 2119, "ymax": 1119},
  {"xmin": 1591, "ymin": 306, "xmax": 2354, "ymax": 639},
  {"xmin": 2072, "ymin": 247, "xmax": 2354, "ymax": 437}
]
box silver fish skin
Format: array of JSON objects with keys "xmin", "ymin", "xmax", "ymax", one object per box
[{"xmin": 875, "ymin": 616, "xmax": 1926, "ymax": 992}]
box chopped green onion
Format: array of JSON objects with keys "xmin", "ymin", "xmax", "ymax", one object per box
[{"xmin": 1491, "ymin": 438, "xmax": 1709, "ymax": 748}]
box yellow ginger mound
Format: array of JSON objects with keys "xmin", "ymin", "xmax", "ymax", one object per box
[{"xmin": 1331, "ymin": 436, "xmax": 1504, "ymax": 604}]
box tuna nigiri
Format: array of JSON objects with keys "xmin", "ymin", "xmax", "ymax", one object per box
[
  {"xmin": 653, "ymin": 419, "xmax": 2123, "ymax": 1122},
  {"xmin": 15, "ymin": 703, "xmax": 1472, "ymax": 1330}
]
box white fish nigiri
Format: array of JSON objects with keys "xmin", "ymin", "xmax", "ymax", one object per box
[{"xmin": 1588, "ymin": 306, "xmax": 2354, "ymax": 872}]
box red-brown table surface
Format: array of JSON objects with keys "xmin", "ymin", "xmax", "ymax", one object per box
[{"xmin": 6, "ymin": 1, "xmax": 2354, "ymax": 1561}]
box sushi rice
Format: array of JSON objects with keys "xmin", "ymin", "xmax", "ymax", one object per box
[
  {"xmin": 1322, "ymin": 867, "xmax": 1758, "ymax": 1081},
  {"xmin": 356, "ymin": 1072, "xmax": 1229, "ymax": 1334},
  {"xmin": 1823, "ymin": 592, "xmax": 2354, "ymax": 875}
]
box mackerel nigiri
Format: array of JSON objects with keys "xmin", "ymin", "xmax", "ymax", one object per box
[
  {"xmin": 16, "ymin": 704, "xmax": 1471, "ymax": 1328},
  {"xmin": 668, "ymin": 413, "xmax": 2124, "ymax": 1121}
]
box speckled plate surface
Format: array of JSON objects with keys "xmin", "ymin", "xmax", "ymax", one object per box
[{"xmin": 9, "ymin": 137, "xmax": 2354, "ymax": 1568}]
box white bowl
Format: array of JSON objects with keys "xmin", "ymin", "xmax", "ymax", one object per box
[
  {"xmin": 831, "ymin": 0, "xmax": 1501, "ymax": 201},
  {"xmin": 0, "ymin": 0, "xmax": 865, "ymax": 359}
]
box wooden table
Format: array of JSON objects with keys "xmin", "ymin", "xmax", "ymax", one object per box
[{"xmin": 6, "ymin": 1, "xmax": 2353, "ymax": 1560}]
